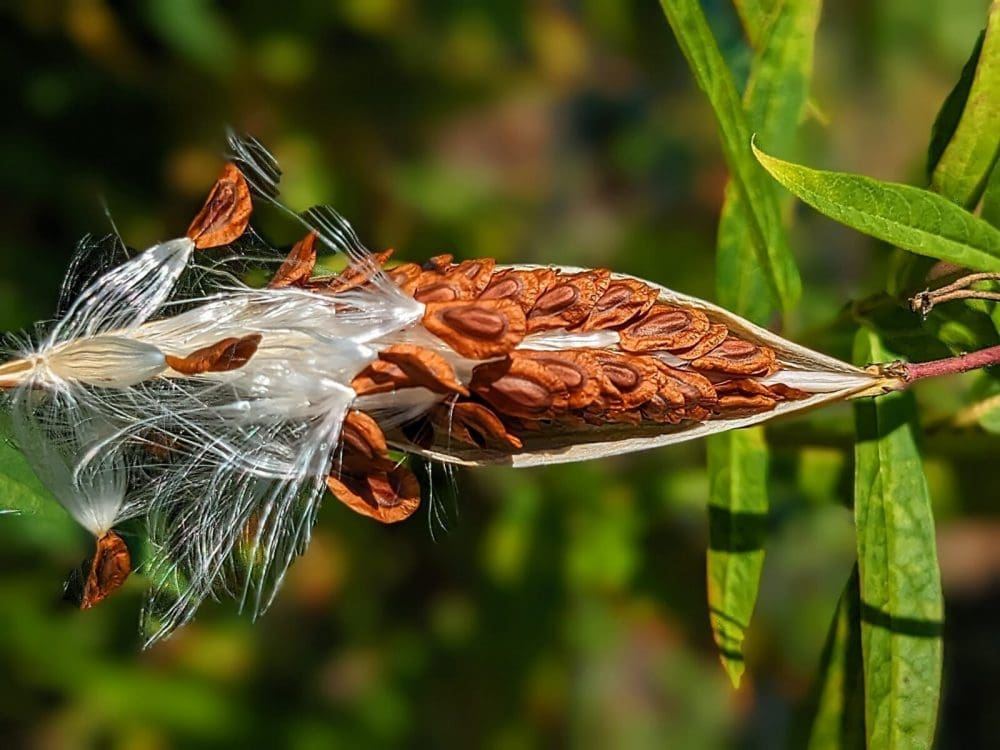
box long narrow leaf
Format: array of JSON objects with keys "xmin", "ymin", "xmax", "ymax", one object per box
[
  {"xmin": 706, "ymin": 428, "xmax": 768, "ymax": 688},
  {"xmin": 930, "ymin": 2, "xmax": 1000, "ymax": 207},
  {"xmin": 707, "ymin": 0, "xmax": 820, "ymax": 690},
  {"xmin": 754, "ymin": 143, "xmax": 1000, "ymax": 271},
  {"xmin": 853, "ymin": 329, "xmax": 943, "ymax": 750},
  {"xmin": 658, "ymin": 0, "xmax": 801, "ymax": 312},
  {"xmin": 803, "ymin": 567, "xmax": 866, "ymax": 750}
]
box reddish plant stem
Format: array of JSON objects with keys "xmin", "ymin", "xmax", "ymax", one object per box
[{"xmin": 903, "ymin": 344, "xmax": 1000, "ymax": 382}]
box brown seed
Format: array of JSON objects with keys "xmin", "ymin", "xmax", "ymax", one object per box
[
  {"xmin": 588, "ymin": 350, "xmax": 661, "ymax": 411},
  {"xmin": 448, "ymin": 258, "xmax": 496, "ymax": 295},
  {"xmin": 691, "ymin": 337, "xmax": 777, "ymax": 376},
  {"xmin": 767, "ymin": 382, "xmax": 809, "ymax": 401},
  {"xmin": 715, "ymin": 394, "xmax": 778, "ymax": 413},
  {"xmin": 351, "ymin": 344, "xmax": 469, "ymax": 396},
  {"xmin": 470, "ymin": 357, "xmax": 564, "ymax": 419},
  {"xmin": 412, "ymin": 270, "xmax": 477, "ymax": 303},
  {"xmin": 387, "ymin": 262, "xmax": 424, "ymax": 293},
  {"xmin": 422, "ymin": 299, "xmax": 526, "ymax": 359},
  {"xmin": 79, "ymin": 531, "xmax": 131, "ymax": 610},
  {"xmin": 431, "ymin": 400, "xmax": 523, "ymax": 450},
  {"xmin": 479, "ymin": 268, "xmax": 556, "ymax": 312},
  {"xmin": 580, "ymin": 278, "xmax": 659, "ymax": 331},
  {"xmin": 314, "ymin": 248, "xmax": 396, "ymax": 294},
  {"xmin": 340, "ymin": 410, "xmax": 390, "ymax": 464},
  {"xmin": 527, "ymin": 270, "xmax": 611, "ymax": 331},
  {"xmin": 423, "ymin": 254, "xmax": 454, "ymax": 270},
  {"xmin": 673, "ymin": 323, "xmax": 729, "ymax": 360},
  {"xmin": 513, "ymin": 350, "xmax": 602, "ymax": 411},
  {"xmin": 186, "ymin": 163, "xmax": 253, "ymax": 249},
  {"xmin": 166, "ymin": 333, "xmax": 263, "ymax": 375},
  {"xmin": 327, "ymin": 465, "xmax": 421, "ymax": 524},
  {"xmin": 269, "ymin": 232, "xmax": 318, "ymax": 288},
  {"xmin": 617, "ymin": 305, "xmax": 712, "ymax": 353},
  {"xmin": 654, "ymin": 364, "xmax": 718, "ymax": 407}
]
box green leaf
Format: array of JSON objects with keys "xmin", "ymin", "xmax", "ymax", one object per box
[
  {"xmin": 927, "ymin": 30, "xmax": 984, "ymax": 179},
  {"xmin": 706, "ymin": 428, "xmax": 768, "ymax": 689},
  {"xmin": 983, "ymin": 158, "xmax": 1000, "ymax": 227},
  {"xmin": 754, "ymin": 142, "xmax": 1000, "ymax": 271},
  {"xmin": 802, "ymin": 567, "xmax": 866, "ymax": 750},
  {"xmin": 0, "ymin": 434, "xmax": 64, "ymax": 525},
  {"xmin": 852, "ymin": 329, "xmax": 943, "ymax": 750},
  {"xmin": 929, "ymin": 4, "xmax": 1000, "ymax": 207},
  {"xmin": 718, "ymin": 0, "xmax": 820, "ymax": 324},
  {"xmin": 733, "ymin": 0, "xmax": 779, "ymax": 49},
  {"xmin": 708, "ymin": 0, "xmax": 821, "ymax": 690},
  {"xmin": 658, "ymin": 0, "xmax": 801, "ymax": 313}
]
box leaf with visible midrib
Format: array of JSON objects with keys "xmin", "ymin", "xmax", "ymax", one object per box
[
  {"xmin": 706, "ymin": 428, "xmax": 768, "ymax": 688},
  {"xmin": 853, "ymin": 329, "xmax": 943, "ymax": 750},
  {"xmin": 658, "ymin": 0, "xmax": 801, "ymax": 313},
  {"xmin": 754, "ymin": 143, "xmax": 1000, "ymax": 272}
]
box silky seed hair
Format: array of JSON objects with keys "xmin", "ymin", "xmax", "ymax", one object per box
[{"xmin": 0, "ymin": 133, "xmax": 898, "ymax": 643}]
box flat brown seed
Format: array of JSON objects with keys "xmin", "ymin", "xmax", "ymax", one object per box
[
  {"xmin": 581, "ymin": 278, "xmax": 659, "ymax": 331},
  {"xmin": 479, "ymin": 268, "xmax": 556, "ymax": 312},
  {"xmin": 715, "ymin": 394, "xmax": 778, "ymax": 413},
  {"xmin": 513, "ymin": 350, "xmax": 602, "ymax": 411},
  {"xmin": 527, "ymin": 270, "xmax": 611, "ymax": 332},
  {"xmin": 80, "ymin": 531, "xmax": 131, "ymax": 610},
  {"xmin": 166, "ymin": 333, "xmax": 263, "ymax": 375},
  {"xmin": 470, "ymin": 357, "xmax": 564, "ymax": 419},
  {"xmin": 422, "ymin": 299, "xmax": 526, "ymax": 359},
  {"xmin": 351, "ymin": 344, "xmax": 469, "ymax": 396},
  {"xmin": 387, "ymin": 262, "xmax": 424, "ymax": 293},
  {"xmin": 186, "ymin": 163, "xmax": 253, "ymax": 249},
  {"xmin": 340, "ymin": 410, "xmax": 390, "ymax": 462},
  {"xmin": 412, "ymin": 271, "xmax": 476, "ymax": 303},
  {"xmin": 314, "ymin": 249, "xmax": 396, "ymax": 294},
  {"xmin": 587, "ymin": 350, "xmax": 661, "ymax": 411},
  {"xmin": 327, "ymin": 465, "xmax": 421, "ymax": 524},
  {"xmin": 448, "ymin": 258, "xmax": 496, "ymax": 295},
  {"xmin": 653, "ymin": 363, "xmax": 718, "ymax": 406},
  {"xmin": 674, "ymin": 323, "xmax": 729, "ymax": 360},
  {"xmin": 431, "ymin": 401, "xmax": 523, "ymax": 450},
  {"xmin": 691, "ymin": 337, "xmax": 777, "ymax": 376},
  {"xmin": 269, "ymin": 231, "xmax": 318, "ymax": 288},
  {"xmin": 617, "ymin": 305, "xmax": 711, "ymax": 353},
  {"xmin": 423, "ymin": 254, "xmax": 454, "ymax": 270}
]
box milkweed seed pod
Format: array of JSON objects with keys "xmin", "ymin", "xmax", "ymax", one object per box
[{"xmin": 0, "ymin": 134, "xmax": 900, "ymax": 643}]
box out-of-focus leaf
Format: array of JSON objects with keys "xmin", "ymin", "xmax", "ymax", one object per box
[
  {"xmin": 707, "ymin": 0, "xmax": 820, "ymax": 690},
  {"xmin": 983, "ymin": 159, "xmax": 1000, "ymax": 227},
  {"xmin": 718, "ymin": 0, "xmax": 820, "ymax": 324},
  {"xmin": 754, "ymin": 143, "xmax": 1000, "ymax": 271},
  {"xmin": 803, "ymin": 567, "xmax": 865, "ymax": 750},
  {"xmin": 0, "ymin": 428, "xmax": 63, "ymax": 525},
  {"xmin": 732, "ymin": 0, "xmax": 779, "ymax": 49},
  {"xmin": 658, "ymin": 0, "xmax": 801, "ymax": 313},
  {"xmin": 706, "ymin": 428, "xmax": 768, "ymax": 688},
  {"xmin": 927, "ymin": 31, "xmax": 984, "ymax": 179},
  {"xmin": 852, "ymin": 329, "xmax": 943, "ymax": 750},
  {"xmin": 929, "ymin": 4, "xmax": 1000, "ymax": 207}
]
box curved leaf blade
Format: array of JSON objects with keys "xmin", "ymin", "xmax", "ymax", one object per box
[
  {"xmin": 929, "ymin": 3, "xmax": 1000, "ymax": 207},
  {"xmin": 658, "ymin": 0, "xmax": 801, "ymax": 312},
  {"xmin": 706, "ymin": 428, "xmax": 768, "ymax": 688},
  {"xmin": 853, "ymin": 329, "xmax": 943, "ymax": 750},
  {"xmin": 754, "ymin": 142, "xmax": 1000, "ymax": 271}
]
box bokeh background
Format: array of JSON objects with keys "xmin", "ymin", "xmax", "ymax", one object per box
[{"xmin": 1, "ymin": 1, "xmax": 998, "ymax": 748}]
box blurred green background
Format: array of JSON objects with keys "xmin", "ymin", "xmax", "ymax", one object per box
[{"xmin": 1, "ymin": 1, "xmax": 998, "ymax": 748}]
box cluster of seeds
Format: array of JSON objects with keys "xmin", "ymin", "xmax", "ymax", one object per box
[{"xmin": 247, "ymin": 208, "xmax": 809, "ymax": 523}]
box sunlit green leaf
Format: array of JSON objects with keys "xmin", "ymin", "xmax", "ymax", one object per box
[
  {"xmin": 0, "ymin": 425, "xmax": 63, "ymax": 525},
  {"xmin": 853, "ymin": 329, "xmax": 943, "ymax": 750},
  {"xmin": 983, "ymin": 159, "xmax": 1000, "ymax": 227},
  {"xmin": 929, "ymin": 4, "xmax": 1000, "ymax": 207},
  {"xmin": 706, "ymin": 428, "xmax": 768, "ymax": 689},
  {"xmin": 803, "ymin": 567, "xmax": 865, "ymax": 750},
  {"xmin": 658, "ymin": 0, "xmax": 801, "ymax": 312},
  {"xmin": 718, "ymin": 0, "xmax": 820, "ymax": 324},
  {"xmin": 754, "ymin": 143, "xmax": 1000, "ymax": 271}
]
